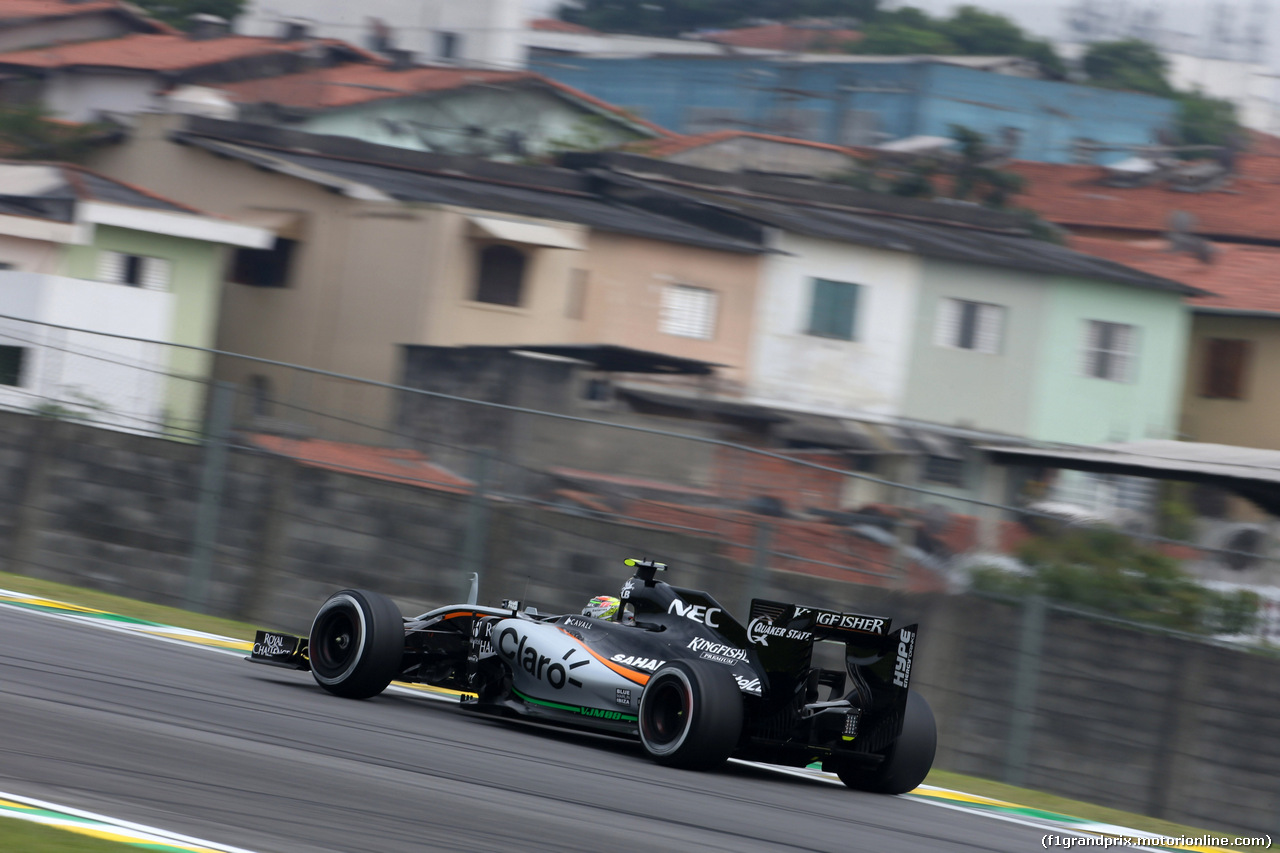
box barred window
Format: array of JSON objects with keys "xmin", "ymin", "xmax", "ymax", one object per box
[
  {"xmin": 98, "ymin": 251, "xmax": 170, "ymax": 291},
  {"xmin": 934, "ymin": 298, "xmax": 1004, "ymax": 354},
  {"xmin": 1082, "ymin": 320, "xmax": 1136, "ymax": 382},
  {"xmin": 660, "ymin": 284, "xmax": 718, "ymax": 340}
]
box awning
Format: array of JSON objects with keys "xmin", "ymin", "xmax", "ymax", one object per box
[
  {"xmin": 514, "ymin": 344, "xmax": 721, "ymax": 375},
  {"xmin": 980, "ymin": 439, "xmax": 1280, "ymax": 515},
  {"xmin": 235, "ymin": 209, "xmax": 307, "ymax": 240},
  {"xmin": 910, "ymin": 428, "xmax": 965, "ymax": 459},
  {"xmin": 467, "ymin": 215, "xmax": 585, "ymax": 250},
  {"xmin": 775, "ymin": 413, "xmax": 885, "ymax": 451}
]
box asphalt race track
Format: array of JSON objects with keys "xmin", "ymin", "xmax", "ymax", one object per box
[{"xmin": 1, "ymin": 607, "xmax": 1043, "ymax": 853}]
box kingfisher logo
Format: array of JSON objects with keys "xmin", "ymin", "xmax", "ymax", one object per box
[
  {"xmin": 687, "ymin": 637, "xmax": 748, "ymax": 664},
  {"xmin": 815, "ymin": 611, "xmax": 887, "ymax": 634}
]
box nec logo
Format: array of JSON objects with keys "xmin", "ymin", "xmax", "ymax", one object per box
[{"xmin": 669, "ymin": 599, "xmax": 722, "ymax": 627}]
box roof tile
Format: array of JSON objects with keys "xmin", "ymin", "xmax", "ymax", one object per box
[
  {"xmin": 1068, "ymin": 236, "xmax": 1280, "ymax": 313},
  {"xmin": 0, "ymin": 32, "xmax": 378, "ymax": 72},
  {"xmin": 698, "ymin": 22, "xmax": 862, "ymax": 52},
  {"xmin": 1010, "ymin": 157, "xmax": 1280, "ymax": 242},
  {"xmin": 217, "ymin": 64, "xmax": 673, "ymax": 136}
]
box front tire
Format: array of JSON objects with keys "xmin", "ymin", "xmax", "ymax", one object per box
[
  {"xmin": 638, "ymin": 660, "xmax": 742, "ymax": 770},
  {"xmin": 831, "ymin": 690, "xmax": 937, "ymax": 794},
  {"xmin": 309, "ymin": 589, "xmax": 405, "ymax": 699}
]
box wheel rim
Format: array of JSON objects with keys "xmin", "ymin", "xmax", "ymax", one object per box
[
  {"xmin": 641, "ymin": 673, "xmax": 692, "ymax": 752},
  {"xmin": 313, "ymin": 606, "xmax": 361, "ymax": 678}
]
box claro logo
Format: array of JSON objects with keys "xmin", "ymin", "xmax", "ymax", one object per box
[
  {"xmin": 893, "ymin": 629, "xmax": 914, "ymax": 689},
  {"xmin": 498, "ymin": 627, "xmax": 588, "ymax": 689},
  {"xmin": 669, "ymin": 599, "xmax": 722, "ymax": 627}
]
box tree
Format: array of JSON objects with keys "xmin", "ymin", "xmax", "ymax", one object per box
[
  {"xmin": 1081, "ymin": 38, "xmax": 1173, "ymax": 96},
  {"xmin": 943, "ymin": 5, "xmax": 1025, "ymax": 55},
  {"xmin": 0, "ymin": 103, "xmax": 111, "ymax": 163},
  {"xmin": 130, "ymin": 0, "xmax": 246, "ymax": 30},
  {"xmin": 849, "ymin": 5, "xmax": 1065, "ymax": 78},
  {"xmin": 561, "ymin": 0, "xmax": 879, "ymax": 38},
  {"xmin": 1176, "ymin": 89, "xmax": 1242, "ymax": 152},
  {"xmin": 971, "ymin": 528, "xmax": 1260, "ymax": 635},
  {"xmin": 854, "ymin": 21, "xmax": 955, "ymax": 55}
]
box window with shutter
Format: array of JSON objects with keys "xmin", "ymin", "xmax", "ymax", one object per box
[
  {"xmin": 660, "ymin": 284, "xmax": 717, "ymax": 339},
  {"xmin": 1201, "ymin": 338, "xmax": 1250, "ymax": 399},
  {"xmin": 97, "ymin": 250, "xmax": 125, "ymax": 284},
  {"xmin": 1082, "ymin": 320, "xmax": 1137, "ymax": 382},
  {"xmin": 97, "ymin": 251, "xmax": 170, "ymax": 290},
  {"xmin": 807, "ymin": 279, "xmax": 859, "ymax": 340},
  {"xmin": 141, "ymin": 257, "xmax": 170, "ymax": 292},
  {"xmin": 935, "ymin": 298, "xmax": 1004, "ymax": 354}
]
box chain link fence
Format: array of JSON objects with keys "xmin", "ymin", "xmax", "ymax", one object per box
[{"xmin": 0, "ymin": 316, "xmax": 1276, "ymax": 836}]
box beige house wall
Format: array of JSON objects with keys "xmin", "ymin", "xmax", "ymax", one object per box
[
  {"xmin": 577, "ymin": 232, "xmax": 760, "ymax": 385},
  {"xmin": 1179, "ymin": 313, "xmax": 1280, "ymax": 449},
  {"xmin": 86, "ymin": 116, "xmax": 763, "ymax": 440}
]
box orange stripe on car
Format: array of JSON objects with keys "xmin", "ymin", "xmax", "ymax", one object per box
[{"xmin": 557, "ymin": 627, "xmax": 651, "ymax": 686}]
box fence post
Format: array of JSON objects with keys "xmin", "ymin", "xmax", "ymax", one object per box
[
  {"xmin": 185, "ymin": 381, "xmax": 234, "ymax": 613},
  {"xmin": 1003, "ymin": 593, "xmax": 1046, "ymax": 787},
  {"xmin": 460, "ymin": 449, "xmax": 492, "ymax": 598},
  {"xmin": 743, "ymin": 520, "xmax": 774, "ymax": 614}
]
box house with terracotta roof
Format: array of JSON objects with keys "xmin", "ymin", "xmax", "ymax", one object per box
[
  {"xmin": 216, "ymin": 65, "xmax": 671, "ymax": 159},
  {"xmin": 0, "ymin": 161, "xmax": 271, "ymax": 434},
  {"xmin": 627, "ymin": 130, "xmax": 865, "ymax": 175},
  {"xmin": 1009, "ymin": 136, "xmax": 1280, "ymax": 453},
  {"xmin": 0, "ymin": 28, "xmax": 381, "ymax": 122},
  {"xmin": 691, "ymin": 20, "xmax": 863, "ymax": 53},
  {"xmin": 0, "ymin": 0, "xmax": 173, "ymax": 53},
  {"xmin": 235, "ymin": 0, "xmax": 524, "ymax": 69},
  {"xmin": 83, "ymin": 115, "xmax": 768, "ymax": 443}
]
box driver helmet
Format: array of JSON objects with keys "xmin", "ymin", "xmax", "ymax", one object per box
[{"xmin": 582, "ymin": 594, "xmax": 621, "ymax": 620}]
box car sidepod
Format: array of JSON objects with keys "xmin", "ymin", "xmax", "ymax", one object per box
[{"xmin": 490, "ymin": 618, "xmax": 647, "ymax": 727}]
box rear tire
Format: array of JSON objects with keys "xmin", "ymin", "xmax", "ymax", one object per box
[
  {"xmin": 308, "ymin": 589, "xmax": 404, "ymax": 699},
  {"xmin": 831, "ymin": 690, "xmax": 937, "ymax": 794},
  {"xmin": 638, "ymin": 660, "xmax": 742, "ymax": 770}
]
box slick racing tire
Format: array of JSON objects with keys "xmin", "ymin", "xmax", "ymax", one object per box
[
  {"xmin": 309, "ymin": 589, "xmax": 405, "ymax": 699},
  {"xmin": 638, "ymin": 659, "xmax": 743, "ymax": 770},
  {"xmin": 831, "ymin": 690, "xmax": 937, "ymax": 795}
]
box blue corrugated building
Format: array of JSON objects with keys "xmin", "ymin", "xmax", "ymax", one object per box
[{"xmin": 527, "ymin": 56, "xmax": 1176, "ymax": 163}]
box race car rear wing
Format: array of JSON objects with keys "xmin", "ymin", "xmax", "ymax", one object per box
[{"xmin": 749, "ymin": 599, "xmax": 916, "ymax": 751}]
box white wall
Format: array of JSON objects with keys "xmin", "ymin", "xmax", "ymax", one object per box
[
  {"xmin": 746, "ymin": 233, "xmax": 922, "ymax": 418},
  {"xmin": 44, "ymin": 72, "xmax": 159, "ymax": 122},
  {"xmin": 237, "ymin": 0, "xmax": 524, "ymax": 69},
  {"xmin": 0, "ymin": 272, "xmax": 172, "ymax": 433}
]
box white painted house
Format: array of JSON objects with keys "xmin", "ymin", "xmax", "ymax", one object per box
[
  {"xmin": 236, "ymin": 0, "xmax": 524, "ymax": 69},
  {"xmin": 0, "ymin": 163, "xmax": 271, "ymax": 434}
]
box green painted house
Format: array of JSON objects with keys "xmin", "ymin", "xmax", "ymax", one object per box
[{"xmin": 0, "ymin": 162, "xmax": 272, "ymax": 434}]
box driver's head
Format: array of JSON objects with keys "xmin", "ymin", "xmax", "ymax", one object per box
[{"xmin": 582, "ymin": 594, "xmax": 621, "ymax": 620}]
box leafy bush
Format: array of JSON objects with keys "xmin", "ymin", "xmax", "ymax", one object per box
[{"xmin": 971, "ymin": 528, "xmax": 1259, "ymax": 636}]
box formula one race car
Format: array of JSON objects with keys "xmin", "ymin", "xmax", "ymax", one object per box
[{"xmin": 248, "ymin": 558, "xmax": 936, "ymax": 793}]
